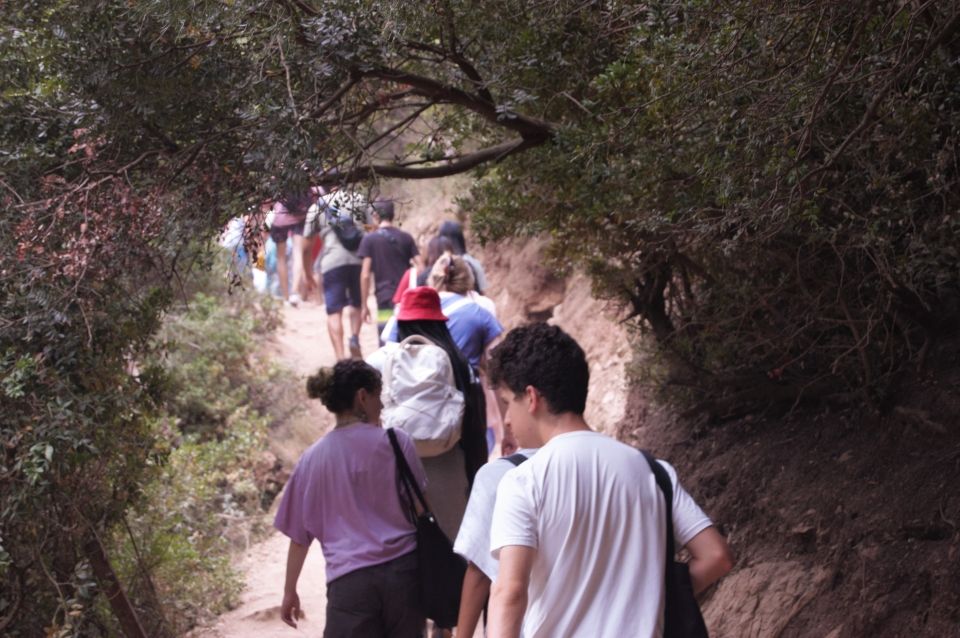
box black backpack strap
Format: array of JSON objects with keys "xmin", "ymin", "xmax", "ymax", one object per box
[
  {"xmin": 502, "ymin": 453, "xmax": 528, "ymax": 467},
  {"xmin": 387, "ymin": 428, "xmax": 431, "ymax": 516},
  {"xmin": 641, "ymin": 450, "xmax": 677, "ymax": 584}
]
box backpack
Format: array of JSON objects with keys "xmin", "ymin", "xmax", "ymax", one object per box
[
  {"xmin": 381, "ymin": 335, "xmax": 465, "ymax": 457},
  {"xmin": 316, "ymin": 190, "xmax": 369, "ymax": 251},
  {"xmin": 325, "ymin": 208, "xmax": 363, "ymax": 251}
]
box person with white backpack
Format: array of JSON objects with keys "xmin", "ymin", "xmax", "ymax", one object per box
[
  {"xmin": 383, "ymin": 286, "xmax": 489, "ymax": 535},
  {"xmin": 378, "ymin": 286, "xmax": 489, "ymax": 637}
]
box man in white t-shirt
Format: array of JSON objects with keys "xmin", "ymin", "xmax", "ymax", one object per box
[{"xmin": 486, "ymin": 324, "xmax": 734, "ymax": 638}]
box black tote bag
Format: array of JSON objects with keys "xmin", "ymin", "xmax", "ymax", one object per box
[
  {"xmin": 641, "ymin": 450, "xmax": 710, "ymax": 638},
  {"xmin": 387, "ymin": 428, "xmax": 467, "ymax": 628}
]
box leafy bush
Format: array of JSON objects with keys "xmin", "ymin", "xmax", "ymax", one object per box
[
  {"xmin": 105, "ymin": 260, "xmax": 284, "ymax": 636},
  {"xmin": 470, "ymin": 1, "xmax": 960, "ymax": 417}
]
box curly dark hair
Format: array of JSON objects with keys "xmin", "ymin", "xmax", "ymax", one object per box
[
  {"xmin": 306, "ymin": 359, "xmax": 381, "ymax": 414},
  {"xmin": 488, "ymin": 323, "xmax": 589, "ymax": 415}
]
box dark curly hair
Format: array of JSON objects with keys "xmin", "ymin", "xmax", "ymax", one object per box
[
  {"xmin": 306, "ymin": 359, "xmax": 381, "ymax": 414},
  {"xmin": 488, "ymin": 323, "xmax": 589, "ymax": 415}
]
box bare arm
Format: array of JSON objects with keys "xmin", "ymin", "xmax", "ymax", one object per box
[
  {"xmin": 281, "ymin": 540, "xmax": 309, "ymax": 627},
  {"xmin": 488, "ymin": 545, "xmax": 534, "ymax": 638},
  {"xmin": 684, "ymin": 526, "xmax": 735, "ymax": 595},
  {"xmin": 360, "ymin": 256, "xmax": 373, "ymax": 322},
  {"xmin": 457, "ymin": 562, "xmax": 491, "ymax": 638}
]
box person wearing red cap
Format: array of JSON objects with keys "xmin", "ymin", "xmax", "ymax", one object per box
[{"xmin": 394, "ymin": 286, "xmax": 489, "ymax": 636}]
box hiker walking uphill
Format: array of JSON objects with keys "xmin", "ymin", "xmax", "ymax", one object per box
[
  {"xmin": 358, "ymin": 200, "xmax": 422, "ymax": 341},
  {"xmin": 453, "ymin": 426, "xmax": 537, "ymax": 638},
  {"xmin": 314, "ymin": 190, "xmax": 371, "ymax": 360},
  {"xmin": 274, "ymin": 360, "xmax": 426, "ymax": 636},
  {"xmin": 388, "ymin": 287, "xmax": 490, "ymax": 541},
  {"xmin": 268, "ymin": 191, "xmax": 314, "ymax": 307},
  {"xmin": 486, "ymin": 324, "xmax": 735, "ymax": 638}
]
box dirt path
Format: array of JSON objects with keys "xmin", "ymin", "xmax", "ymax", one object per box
[{"xmin": 190, "ymin": 298, "xmax": 383, "ymax": 638}]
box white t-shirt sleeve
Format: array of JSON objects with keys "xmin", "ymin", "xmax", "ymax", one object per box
[
  {"xmin": 659, "ymin": 460, "xmax": 714, "ymax": 546},
  {"xmin": 453, "ymin": 461, "xmax": 508, "ymax": 579},
  {"xmin": 490, "ymin": 466, "xmax": 539, "ymax": 558}
]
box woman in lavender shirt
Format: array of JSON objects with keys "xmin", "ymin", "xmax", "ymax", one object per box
[{"xmin": 275, "ymin": 360, "xmax": 427, "ymax": 637}]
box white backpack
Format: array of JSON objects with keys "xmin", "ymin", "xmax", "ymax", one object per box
[{"xmin": 381, "ymin": 335, "xmax": 465, "ymax": 457}]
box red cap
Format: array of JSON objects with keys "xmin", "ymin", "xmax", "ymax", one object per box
[{"xmin": 397, "ymin": 286, "xmax": 447, "ymax": 322}]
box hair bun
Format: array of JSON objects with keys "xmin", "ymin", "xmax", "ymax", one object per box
[{"xmin": 306, "ymin": 367, "xmax": 335, "ymax": 400}]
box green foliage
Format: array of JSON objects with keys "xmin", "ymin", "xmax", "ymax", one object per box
[
  {"xmin": 107, "ymin": 261, "xmax": 283, "ymax": 636},
  {"xmin": 468, "ymin": 1, "xmax": 960, "ymax": 414},
  {"xmin": 4, "ymin": 0, "xmax": 960, "ymax": 630}
]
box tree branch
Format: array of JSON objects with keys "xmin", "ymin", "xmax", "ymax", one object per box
[
  {"xmin": 801, "ymin": 8, "xmax": 960, "ymax": 184},
  {"xmin": 315, "ymin": 136, "xmax": 545, "ymax": 185},
  {"xmin": 358, "ymin": 66, "xmax": 555, "ymax": 140}
]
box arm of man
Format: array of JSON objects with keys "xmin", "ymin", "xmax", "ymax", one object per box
[
  {"xmin": 281, "ymin": 540, "xmax": 309, "ymax": 627},
  {"xmin": 487, "ymin": 545, "xmax": 534, "ymax": 638},
  {"xmin": 360, "ymin": 256, "xmax": 373, "ymax": 323},
  {"xmin": 457, "ymin": 561, "xmax": 491, "ymax": 638},
  {"xmin": 684, "ymin": 526, "xmax": 735, "ymax": 595}
]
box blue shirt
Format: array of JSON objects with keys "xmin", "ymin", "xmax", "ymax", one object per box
[{"xmin": 388, "ymin": 293, "xmax": 503, "ymax": 369}]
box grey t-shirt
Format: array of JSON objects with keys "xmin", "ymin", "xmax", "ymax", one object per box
[
  {"xmin": 314, "ymin": 193, "xmax": 374, "ymax": 274},
  {"xmin": 318, "ymin": 214, "xmax": 363, "ymax": 274}
]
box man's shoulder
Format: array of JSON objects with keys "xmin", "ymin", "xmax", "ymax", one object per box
[
  {"xmin": 535, "ymin": 431, "xmax": 642, "ymax": 468},
  {"xmin": 475, "ymin": 451, "xmax": 532, "ymax": 485},
  {"xmin": 389, "ymin": 226, "xmax": 415, "ymax": 240}
]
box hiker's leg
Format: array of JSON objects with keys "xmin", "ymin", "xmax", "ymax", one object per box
[
  {"xmin": 289, "ymin": 230, "xmax": 305, "ymax": 303},
  {"xmin": 324, "ymin": 266, "xmax": 353, "ymax": 360},
  {"xmin": 382, "ymin": 552, "xmax": 423, "ymax": 638},
  {"xmin": 344, "ymin": 265, "xmax": 363, "ymax": 358},
  {"xmin": 275, "ymin": 237, "xmax": 289, "ymax": 301},
  {"xmin": 327, "ymin": 310, "xmax": 345, "ymax": 361},
  {"xmin": 324, "ymin": 564, "xmax": 384, "ymax": 638},
  {"xmin": 376, "ymin": 304, "xmax": 394, "ymax": 348}
]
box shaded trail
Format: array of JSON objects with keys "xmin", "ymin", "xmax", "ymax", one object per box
[{"xmin": 190, "ymin": 299, "xmax": 382, "ymax": 637}]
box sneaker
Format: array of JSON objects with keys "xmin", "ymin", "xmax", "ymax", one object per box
[
  {"xmin": 287, "ymin": 293, "xmax": 302, "ymax": 308},
  {"xmin": 348, "ymin": 335, "xmax": 362, "ymax": 359}
]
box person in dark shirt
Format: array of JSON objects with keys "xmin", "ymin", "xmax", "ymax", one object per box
[{"xmin": 357, "ymin": 199, "xmax": 422, "ymax": 341}]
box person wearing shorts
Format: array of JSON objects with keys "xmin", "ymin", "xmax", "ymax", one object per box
[
  {"xmin": 316, "ymin": 195, "xmax": 368, "ymax": 360},
  {"xmin": 270, "ymin": 194, "xmax": 311, "ymax": 306}
]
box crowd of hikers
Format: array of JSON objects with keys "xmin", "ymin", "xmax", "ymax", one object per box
[{"xmin": 222, "ymin": 190, "xmax": 735, "ymax": 637}]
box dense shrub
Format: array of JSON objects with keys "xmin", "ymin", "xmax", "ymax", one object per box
[
  {"xmin": 470, "ymin": 2, "xmax": 960, "ymax": 416},
  {"xmin": 104, "ymin": 265, "xmax": 284, "ymax": 636}
]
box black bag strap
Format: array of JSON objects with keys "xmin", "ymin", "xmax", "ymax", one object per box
[
  {"xmin": 502, "ymin": 453, "xmax": 528, "ymax": 467},
  {"xmin": 641, "ymin": 450, "xmax": 676, "ymax": 580},
  {"xmin": 387, "ymin": 428, "xmax": 431, "ymax": 516}
]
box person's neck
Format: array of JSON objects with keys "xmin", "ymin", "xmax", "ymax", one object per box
[
  {"xmin": 536, "ymin": 412, "xmax": 592, "ymax": 445},
  {"xmin": 334, "ymin": 413, "xmax": 365, "ymax": 428},
  {"xmin": 378, "ymin": 220, "xmax": 394, "ymax": 229}
]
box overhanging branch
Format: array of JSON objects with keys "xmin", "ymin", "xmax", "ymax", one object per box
[
  {"xmin": 359, "ymin": 66, "xmax": 555, "ymax": 140},
  {"xmin": 316, "ymin": 136, "xmax": 545, "ymax": 185}
]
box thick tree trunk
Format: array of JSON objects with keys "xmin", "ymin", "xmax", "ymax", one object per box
[{"xmin": 84, "ymin": 534, "xmax": 149, "ymax": 638}]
